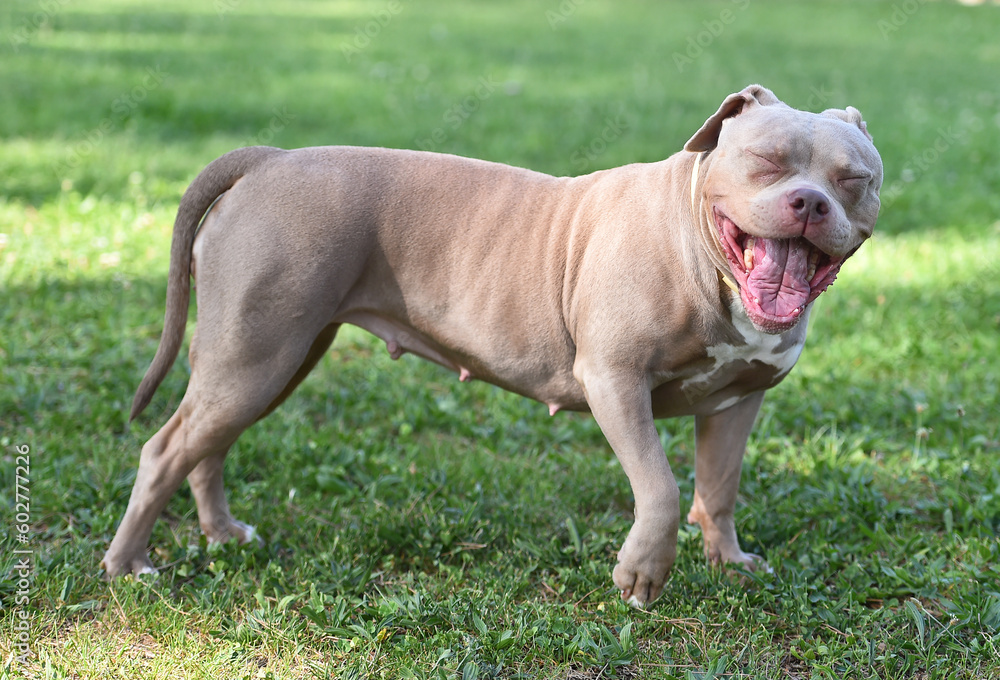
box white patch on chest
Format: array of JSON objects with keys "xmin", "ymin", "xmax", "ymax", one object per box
[
  {"xmin": 680, "ymin": 301, "xmax": 805, "ymax": 404},
  {"xmin": 711, "ymin": 395, "xmax": 742, "ymax": 413}
]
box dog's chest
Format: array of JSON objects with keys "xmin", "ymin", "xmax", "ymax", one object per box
[{"xmin": 652, "ymin": 303, "xmax": 807, "ymax": 416}]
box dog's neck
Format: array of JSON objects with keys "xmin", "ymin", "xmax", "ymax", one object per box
[{"xmin": 690, "ymin": 152, "xmax": 739, "ymax": 294}]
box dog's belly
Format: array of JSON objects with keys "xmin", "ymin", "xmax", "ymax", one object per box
[
  {"xmin": 337, "ymin": 303, "xmax": 806, "ymax": 421},
  {"xmin": 336, "ymin": 309, "xmax": 589, "ymax": 413}
]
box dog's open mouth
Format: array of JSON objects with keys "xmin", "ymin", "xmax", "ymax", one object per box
[{"xmin": 714, "ymin": 208, "xmax": 843, "ymax": 333}]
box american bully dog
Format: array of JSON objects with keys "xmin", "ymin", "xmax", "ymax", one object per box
[{"xmin": 103, "ymin": 84, "xmax": 882, "ymax": 606}]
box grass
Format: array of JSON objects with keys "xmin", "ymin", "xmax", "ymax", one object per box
[{"xmin": 1, "ymin": 0, "xmax": 999, "ymax": 677}]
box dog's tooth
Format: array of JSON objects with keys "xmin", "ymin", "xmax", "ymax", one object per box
[
  {"xmin": 807, "ymin": 249, "xmax": 820, "ymax": 281},
  {"xmin": 743, "ymin": 237, "xmax": 755, "ymax": 271}
]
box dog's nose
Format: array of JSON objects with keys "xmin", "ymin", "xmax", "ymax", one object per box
[{"xmin": 787, "ymin": 188, "xmax": 830, "ymax": 226}]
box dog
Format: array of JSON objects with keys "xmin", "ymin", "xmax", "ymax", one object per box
[{"xmin": 102, "ymin": 84, "xmax": 882, "ymax": 606}]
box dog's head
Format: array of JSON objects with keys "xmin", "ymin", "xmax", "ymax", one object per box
[{"xmin": 686, "ymin": 84, "xmax": 883, "ymax": 334}]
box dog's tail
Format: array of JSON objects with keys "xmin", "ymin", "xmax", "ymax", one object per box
[{"xmin": 130, "ymin": 146, "xmax": 286, "ymax": 421}]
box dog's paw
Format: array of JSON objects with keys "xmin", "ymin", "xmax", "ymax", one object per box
[
  {"xmin": 710, "ymin": 548, "xmax": 772, "ymax": 576},
  {"xmin": 735, "ymin": 552, "xmax": 773, "ymax": 575},
  {"xmin": 622, "ymin": 593, "xmax": 643, "ymax": 609},
  {"xmin": 612, "ymin": 539, "xmax": 675, "ymax": 607},
  {"xmin": 204, "ymin": 518, "xmax": 264, "ymax": 547},
  {"xmin": 613, "ymin": 562, "xmax": 666, "ymax": 607},
  {"xmin": 100, "ymin": 552, "xmax": 159, "ymax": 580},
  {"xmin": 230, "ymin": 520, "xmax": 264, "ymax": 547}
]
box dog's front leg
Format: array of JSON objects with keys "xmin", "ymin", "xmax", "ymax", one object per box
[
  {"xmin": 576, "ymin": 364, "xmax": 679, "ymax": 607},
  {"xmin": 687, "ymin": 391, "xmax": 770, "ymax": 572}
]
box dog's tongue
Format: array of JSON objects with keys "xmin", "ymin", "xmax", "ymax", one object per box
[{"xmin": 744, "ymin": 238, "xmax": 811, "ymax": 318}]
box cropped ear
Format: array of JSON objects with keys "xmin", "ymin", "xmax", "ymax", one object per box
[
  {"xmin": 684, "ymin": 84, "xmax": 784, "ymax": 152},
  {"xmin": 822, "ymin": 106, "xmax": 874, "ymax": 142}
]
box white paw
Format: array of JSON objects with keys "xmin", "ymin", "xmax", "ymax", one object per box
[
  {"xmin": 101, "ymin": 551, "xmax": 159, "ymax": 579},
  {"xmin": 729, "ymin": 551, "xmax": 772, "ymax": 574},
  {"xmin": 239, "ymin": 523, "xmax": 261, "ymax": 546},
  {"xmin": 206, "ymin": 519, "xmax": 263, "ymax": 546}
]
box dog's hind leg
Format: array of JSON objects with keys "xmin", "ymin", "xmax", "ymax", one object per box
[
  {"xmin": 254, "ymin": 323, "xmax": 341, "ymax": 422},
  {"xmin": 187, "ymin": 323, "xmax": 341, "ymax": 546},
  {"xmin": 101, "ymin": 320, "xmax": 338, "ymax": 578}
]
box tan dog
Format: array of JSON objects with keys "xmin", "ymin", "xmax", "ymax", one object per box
[{"xmin": 102, "ymin": 85, "xmax": 882, "ymax": 606}]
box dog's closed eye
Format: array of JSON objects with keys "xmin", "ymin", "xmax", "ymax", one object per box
[
  {"xmin": 836, "ymin": 173, "xmax": 874, "ymax": 195},
  {"xmin": 747, "ymin": 151, "xmax": 783, "ymax": 178}
]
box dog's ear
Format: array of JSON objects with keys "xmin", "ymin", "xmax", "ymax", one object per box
[
  {"xmin": 821, "ymin": 106, "xmax": 874, "ymax": 142},
  {"xmin": 684, "ymin": 84, "xmax": 783, "ymax": 152}
]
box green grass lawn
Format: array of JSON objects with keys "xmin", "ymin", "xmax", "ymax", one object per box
[{"xmin": 2, "ymin": 0, "xmax": 999, "ymax": 678}]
